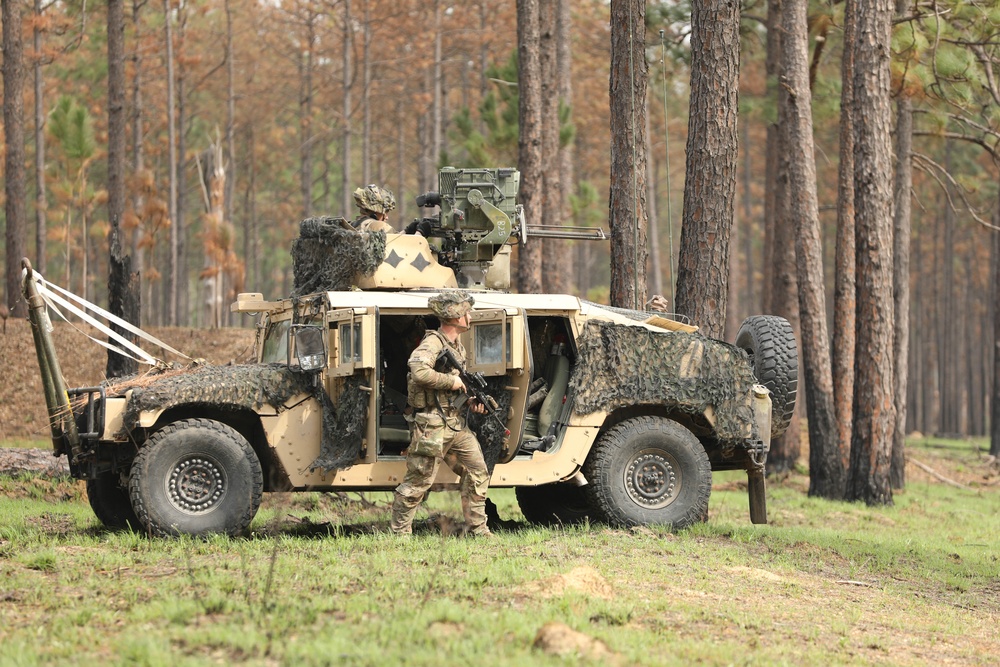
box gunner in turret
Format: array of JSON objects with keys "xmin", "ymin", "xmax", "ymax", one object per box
[{"xmin": 351, "ymin": 184, "xmax": 397, "ymax": 233}]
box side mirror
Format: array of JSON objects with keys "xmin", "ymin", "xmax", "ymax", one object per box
[{"xmin": 291, "ymin": 324, "xmax": 327, "ymax": 372}]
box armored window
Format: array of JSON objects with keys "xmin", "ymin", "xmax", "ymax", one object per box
[{"xmin": 261, "ymin": 320, "xmax": 290, "ymax": 363}]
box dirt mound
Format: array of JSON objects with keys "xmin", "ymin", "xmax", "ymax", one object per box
[{"xmin": 0, "ymin": 319, "xmax": 256, "ymax": 441}]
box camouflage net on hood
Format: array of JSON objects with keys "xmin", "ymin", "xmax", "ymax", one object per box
[
  {"xmin": 118, "ymin": 364, "xmax": 315, "ymax": 434},
  {"xmin": 568, "ymin": 320, "xmax": 760, "ymax": 443},
  {"xmin": 291, "ymin": 216, "xmax": 387, "ymax": 295},
  {"xmin": 117, "ymin": 363, "xmax": 364, "ymax": 476}
]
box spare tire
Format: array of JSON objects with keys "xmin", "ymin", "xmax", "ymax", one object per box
[{"xmin": 735, "ymin": 315, "xmax": 798, "ymax": 440}]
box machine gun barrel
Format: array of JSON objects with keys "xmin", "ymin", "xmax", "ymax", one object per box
[{"xmin": 524, "ymin": 225, "xmax": 608, "ymax": 240}]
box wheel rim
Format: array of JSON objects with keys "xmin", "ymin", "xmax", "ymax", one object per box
[
  {"xmin": 624, "ymin": 448, "xmax": 679, "ymax": 509},
  {"xmin": 165, "ymin": 455, "xmax": 228, "ymax": 515}
]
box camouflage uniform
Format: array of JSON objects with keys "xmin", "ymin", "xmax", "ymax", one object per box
[
  {"xmin": 352, "ymin": 184, "xmax": 396, "ymax": 233},
  {"xmin": 390, "ymin": 292, "xmax": 491, "ymax": 536}
]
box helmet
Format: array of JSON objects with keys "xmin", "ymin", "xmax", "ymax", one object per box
[
  {"xmin": 353, "ymin": 184, "xmax": 397, "ymax": 215},
  {"xmin": 429, "ymin": 290, "xmax": 474, "ymax": 320}
]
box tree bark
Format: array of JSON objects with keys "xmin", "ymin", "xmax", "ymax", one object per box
[
  {"xmin": 891, "ymin": 93, "xmax": 912, "ymax": 489},
  {"xmin": 674, "ymin": 0, "xmax": 738, "ymax": 335},
  {"xmin": 516, "ymin": 0, "xmax": 543, "ymax": 294},
  {"xmin": 761, "ymin": 0, "xmax": 781, "ymax": 318},
  {"xmin": 362, "ymin": 1, "xmax": 371, "ymax": 185},
  {"xmin": 557, "ymin": 0, "xmax": 575, "ymax": 293},
  {"xmin": 608, "ymin": 0, "xmax": 648, "ymax": 310},
  {"xmin": 991, "ymin": 208, "xmax": 1000, "ymax": 457},
  {"xmin": 341, "ymin": 1, "xmax": 351, "ymax": 214},
  {"xmin": 33, "ymin": 0, "xmax": 46, "ymax": 275},
  {"xmin": 106, "ymin": 0, "xmax": 140, "ymax": 380},
  {"xmin": 130, "ymin": 0, "xmax": 146, "ymax": 318},
  {"xmin": 781, "ymin": 0, "xmax": 838, "ymax": 499},
  {"xmin": 164, "ymin": 0, "xmax": 179, "ymax": 326},
  {"xmin": 540, "ymin": 0, "xmax": 564, "ymax": 294},
  {"xmin": 847, "ymin": 0, "xmax": 896, "ymax": 506},
  {"xmin": 3, "ymin": 0, "xmax": 28, "ymax": 318},
  {"xmin": 831, "ymin": 0, "xmax": 856, "ymax": 495}
]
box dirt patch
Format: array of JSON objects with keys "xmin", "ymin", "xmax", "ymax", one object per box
[
  {"xmin": 521, "ymin": 565, "xmax": 614, "ymax": 599},
  {"xmin": 532, "ymin": 621, "xmax": 617, "ymax": 661},
  {"xmin": 0, "ymin": 320, "xmax": 256, "ymax": 441}
]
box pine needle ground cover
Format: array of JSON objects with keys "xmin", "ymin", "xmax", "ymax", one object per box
[{"xmin": 0, "ymin": 437, "xmax": 996, "ymax": 666}]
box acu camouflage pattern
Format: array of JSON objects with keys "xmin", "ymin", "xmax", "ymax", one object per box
[
  {"xmin": 353, "ymin": 184, "xmax": 396, "ymax": 215},
  {"xmin": 428, "ymin": 290, "xmax": 475, "ymax": 320},
  {"xmin": 569, "ymin": 320, "xmax": 761, "ymax": 443},
  {"xmin": 290, "ymin": 217, "xmax": 386, "ymax": 295}
]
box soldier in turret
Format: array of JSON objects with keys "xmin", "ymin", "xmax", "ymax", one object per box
[
  {"xmin": 390, "ymin": 290, "xmax": 493, "ymax": 537},
  {"xmin": 351, "ymin": 184, "xmax": 397, "ymax": 233}
]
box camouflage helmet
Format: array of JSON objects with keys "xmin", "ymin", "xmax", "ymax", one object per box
[
  {"xmin": 429, "ymin": 290, "xmax": 475, "ymax": 320},
  {"xmin": 353, "ymin": 184, "xmax": 397, "ymax": 215}
]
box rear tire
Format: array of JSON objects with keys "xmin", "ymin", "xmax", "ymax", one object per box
[
  {"xmin": 515, "ymin": 483, "xmax": 591, "ymax": 526},
  {"xmin": 735, "ymin": 315, "xmax": 798, "ymax": 439},
  {"xmin": 583, "ymin": 417, "xmax": 711, "ymax": 529},
  {"xmin": 129, "ymin": 419, "xmax": 262, "ymax": 537},
  {"xmin": 87, "ymin": 473, "xmax": 140, "ymax": 530}
]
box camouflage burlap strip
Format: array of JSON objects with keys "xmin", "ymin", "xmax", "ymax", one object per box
[
  {"xmin": 568, "ymin": 320, "xmax": 760, "ymax": 443},
  {"xmin": 119, "ymin": 363, "xmax": 316, "ymax": 436},
  {"xmin": 291, "ymin": 217, "xmax": 387, "ymax": 295}
]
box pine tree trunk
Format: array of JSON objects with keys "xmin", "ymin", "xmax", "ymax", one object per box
[
  {"xmin": 761, "ymin": 0, "xmax": 781, "ymax": 317},
  {"xmin": 164, "ymin": 0, "xmax": 179, "ymax": 326},
  {"xmin": 540, "ymin": 0, "xmax": 562, "ymax": 294},
  {"xmin": 781, "ymin": 0, "xmax": 838, "ymax": 499},
  {"xmin": 341, "ymin": 1, "xmax": 351, "ymax": 214},
  {"xmin": 362, "ymin": 3, "xmax": 371, "ymax": 185},
  {"xmin": 557, "ymin": 0, "xmax": 574, "ymax": 293},
  {"xmin": 130, "ymin": 0, "xmax": 146, "ymax": 315},
  {"xmin": 516, "ymin": 0, "xmax": 543, "ymax": 294},
  {"xmin": 107, "ymin": 0, "xmax": 140, "ymax": 380},
  {"xmin": 33, "ymin": 0, "xmax": 46, "ymax": 275},
  {"xmin": 608, "ymin": 0, "xmax": 649, "ymax": 310},
  {"xmin": 674, "ymin": 0, "xmax": 737, "ymax": 334},
  {"xmin": 990, "ymin": 211, "xmax": 999, "ymax": 457},
  {"xmin": 847, "ymin": 0, "xmax": 896, "ymax": 506},
  {"xmin": 832, "ymin": 0, "xmax": 856, "ymax": 494},
  {"xmin": 4, "ymin": 0, "xmax": 28, "ymax": 318},
  {"xmin": 891, "ymin": 93, "xmax": 912, "ymax": 488}
]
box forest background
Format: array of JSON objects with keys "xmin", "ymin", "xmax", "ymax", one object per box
[{"xmin": 0, "ymin": 1, "xmax": 998, "ymax": 488}]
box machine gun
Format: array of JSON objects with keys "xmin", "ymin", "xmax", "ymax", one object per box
[
  {"xmin": 437, "ymin": 344, "xmax": 510, "ymax": 436},
  {"xmin": 406, "ymin": 167, "xmax": 606, "ymax": 287}
]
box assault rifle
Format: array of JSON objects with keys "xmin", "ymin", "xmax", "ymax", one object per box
[{"xmin": 437, "ymin": 346, "xmax": 510, "ymax": 436}]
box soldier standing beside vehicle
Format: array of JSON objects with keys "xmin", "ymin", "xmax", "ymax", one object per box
[
  {"xmin": 390, "ymin": 290, "xmax": 493, "ymax": 537},
  {"xmin": 351, "ymin": 184, "xmax": 396, "ymax": 232}
]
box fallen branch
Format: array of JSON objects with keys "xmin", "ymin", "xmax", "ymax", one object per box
[
  {"xmin": 835, "ymin": 580, "xmax": 875, "ymax": 587},
  {"xmin": 907, "ymin": 457, "xmax": 972, "ymax": 490}
]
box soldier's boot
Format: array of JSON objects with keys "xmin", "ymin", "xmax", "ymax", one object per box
[
  {"xmin": 461, "ymin": 495, "xmax": 491, "ymax": 536},
  {"xmin": 390, "ymin": 491, "xmax": 421, "ymax": 535}
]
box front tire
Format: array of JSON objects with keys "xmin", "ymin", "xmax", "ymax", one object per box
[
  {"xmin": 129, "ymin": 419, "xmax": 263, "ymax": 537},
  {"xmin": 582, "ymin": 417, "xmax": 711, "ymax": 529},
  {"xmin": 87, "ymin": 473, "xmax": 140, "ymax": 530}
]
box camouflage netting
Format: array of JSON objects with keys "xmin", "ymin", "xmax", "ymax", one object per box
[
  {"xmin": 118, "ymin": 363, "xmax": 316, "ymax": 435},
  {"xmin": 291, "ymin": 216, "xmax": 387, "ymax": 295},
  {"xmin": 467, "ymin": 378, "xmax": 514, "ymax": 473},
  {"xmin": 568, "ymin": 320, "xmax": 760, "ymax": 443},
  {"xmin": 308, "ymin": 374, "xmax": 370, "ymax": 474}
]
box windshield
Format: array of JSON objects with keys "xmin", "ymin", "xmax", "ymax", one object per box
[{"xmin": 260, "ymin": 319, "xmax": 291, "ymax": 363}]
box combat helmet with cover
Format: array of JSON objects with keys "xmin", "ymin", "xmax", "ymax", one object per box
[
  {"xmin": 429, "ymin": 290, "xmax": 474, "ymax": 320},
  {"xmin": 353, "ymin": 184, "xmax": 396, "ymax": 215}
]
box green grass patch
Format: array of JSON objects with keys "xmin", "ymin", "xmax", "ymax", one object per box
[{"xmin": 0, "ymin": 440, "xmax": 997, "ymax": 665}]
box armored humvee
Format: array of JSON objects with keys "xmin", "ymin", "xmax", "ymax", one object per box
[{"xmin": 22, "ymin": 167, "xmax": 797, "ymax": 537}]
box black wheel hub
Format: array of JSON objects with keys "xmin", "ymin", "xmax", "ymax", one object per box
[
  {"xmin": 625, "ymin": 450, "xmax": 678, "ymax": 509},
  {"xmin": 167, "ymin": 456, "xmax": 227, "ymax": 514}
]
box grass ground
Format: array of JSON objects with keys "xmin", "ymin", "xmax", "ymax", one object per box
[{"xmin": 0, "ymin": 436, "xmax": 997, "ymax": 666}]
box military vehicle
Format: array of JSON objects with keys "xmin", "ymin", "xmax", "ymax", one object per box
[{"xmin": 22, "ymin": 167, "xmax": 796, "ymax": 537}]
